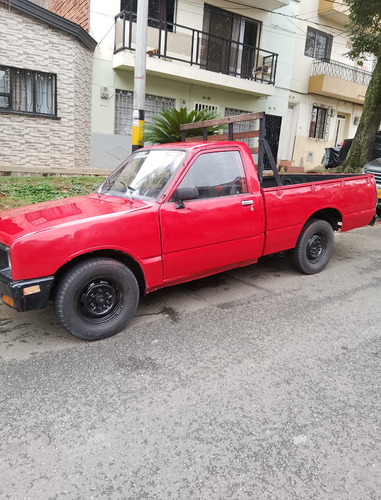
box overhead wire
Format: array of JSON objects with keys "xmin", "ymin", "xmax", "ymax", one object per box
[
  {"xmin": 93, "ymin": 1, "xmax": 355, "ymax": 62},
  {"xmin": 179, "ymin": 0, "xmax": 350, "ymax": 35}
]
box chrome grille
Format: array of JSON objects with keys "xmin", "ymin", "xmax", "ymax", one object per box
[{"xmin": 364, "ymin": 168, "xmax": 381, "ymax": 185}]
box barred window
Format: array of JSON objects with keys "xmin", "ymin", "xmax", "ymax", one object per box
[
  {"xmin": 305, "ymin": 27, "xmax": 332, "ymax": 60},
  {"xmin": 225, "ymin": 107, "xmax": 253, "ymax": 134},
  {"xmin": 115, "ymin": 90, "xmax": 175, "ymax": 135},
  {"xmin": 194, "ymin": 102, "xmax": 219, "ymax": 113},
  {"xmin": 0, "ymin": 66, "xmax": 57, "ymax": 116},
  {"xmin": 309, "ymin": 105, "xmax": 330, "ymax": 140},
  {"xmin": 225, "ymin": 107, "xmax": 254, "ymax": 147}
]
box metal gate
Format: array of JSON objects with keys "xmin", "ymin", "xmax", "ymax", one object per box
[{"xmin": 264, "ymin": 114, "xmax": 282, "ymax": 170}]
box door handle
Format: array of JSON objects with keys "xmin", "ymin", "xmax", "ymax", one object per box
[{"xmin": 241, "ymin": 199, "xmax": 254, "ymax": 211}]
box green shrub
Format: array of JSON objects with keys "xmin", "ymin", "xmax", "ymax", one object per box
[{"xmin": 0, "ymin": 176, "xmax": 105, "ymax": 210}]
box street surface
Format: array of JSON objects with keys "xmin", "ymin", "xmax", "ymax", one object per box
[{"xmin": 1, "ymin": 220, "xmax": 381, "ymax": 499}]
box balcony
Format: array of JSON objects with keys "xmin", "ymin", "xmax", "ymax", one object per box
[
  {"xmin": 308, "ymin": 59, "xmax": 372, "ymax": 104},
  {"xmin": 318, "ymin": 0, "xmax": 349, "ymax": 24},
  {"xmin": 114, "ymin": 11, "xmax": 278, "ymax": 94}
]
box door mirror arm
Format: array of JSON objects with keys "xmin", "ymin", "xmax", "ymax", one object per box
[{"xmin": 173, "ymin": 185, "xmax": 199, "ymax": 209}]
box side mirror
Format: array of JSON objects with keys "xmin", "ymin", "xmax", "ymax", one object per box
[{"xmin": 173, "ymin": 185, "xmax": 199, "ymax": 208}]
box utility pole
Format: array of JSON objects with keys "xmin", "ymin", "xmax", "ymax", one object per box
[{"xmin": 132, "ymin": 0, "xmax": 148, "ymax": 152}]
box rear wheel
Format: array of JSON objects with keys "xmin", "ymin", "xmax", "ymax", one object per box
[
  {"xmin": 55, "ymin": 258, "xmax": 139, "ymax": 340},
  {"xmin": 291, "ymin": 219, "xmax": 334, "ymax": 274}
]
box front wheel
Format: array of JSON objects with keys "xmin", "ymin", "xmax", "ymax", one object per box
[
  {"xmin": 291, "ymin": 219, "xmax": 334, "ymax": 274},
  {"xmin": 54, "ymin": 258, "xmax": 139, "ymax": 341}
]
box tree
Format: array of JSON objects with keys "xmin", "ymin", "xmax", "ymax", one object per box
[
  {"xmin": 144, "ymin": 107, "xmax": 219, "ymax": 144},
  {"xmin": 341, "ymin": 0, "xmax": 381, "ymax": 172}
]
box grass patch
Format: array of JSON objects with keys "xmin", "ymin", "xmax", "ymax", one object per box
[{"xmin": 0, "ymin": 176, "xmax": 105, "ymax": 211}]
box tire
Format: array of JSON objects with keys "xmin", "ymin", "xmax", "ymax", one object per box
[
  {"xmin": 54, "ymin": 258, "xmax": 139, "ymax": 341},
  {"xmin": 291, "ymin": 219, "xmax": 334, "ymax": 275}
]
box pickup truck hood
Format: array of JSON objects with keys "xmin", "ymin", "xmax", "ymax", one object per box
[{"xmin": 0, "ymin": 193, "xmax": 150, "ymax": 246}]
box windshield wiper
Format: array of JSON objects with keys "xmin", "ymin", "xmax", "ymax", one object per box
[{"xmin": 126, "ymin": 185, "xmax": 136, "ymax": 202}]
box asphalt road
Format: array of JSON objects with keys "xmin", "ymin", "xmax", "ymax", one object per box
[{"xmin": 1, "ymin": 221, "xmax": 381, "ymax": 499}]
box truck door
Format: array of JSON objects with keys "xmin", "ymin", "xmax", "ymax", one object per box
[{"xmin": 159, "ymin": 149, "xmax": 265, "ymax": 281}]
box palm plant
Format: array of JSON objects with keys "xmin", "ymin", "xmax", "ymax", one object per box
[{"xmin": 144, "ymin": 107, "xmax": 219, "ymax": 144}]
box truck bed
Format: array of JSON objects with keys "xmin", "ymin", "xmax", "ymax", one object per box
[
  {"xmin": 260, "ymin": 172, "xmax": 376, "ymax": 256},
  {"xmin": 261, "ymin": 173, "xmax": 363, "ymax": 189}
]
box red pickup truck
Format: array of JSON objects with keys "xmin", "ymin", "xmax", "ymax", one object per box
[{"xmin": 0, "ymin": 142, "xmax": 377, "ymax": 340}]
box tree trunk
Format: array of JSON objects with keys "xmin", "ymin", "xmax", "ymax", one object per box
[{"xmin": 341, "ymin": 57, "xmax": 381, "ymax": 172}]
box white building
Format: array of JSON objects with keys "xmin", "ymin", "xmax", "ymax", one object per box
[
  {"xmin": 45, "ymin": 0, "xmax": 374, "ymax": 170},
  {"xmin": 284, "ymin": 0, "xmax": 374, "ymax": 169},
  {"xmin": 47, "ymin": 0, "xmax": 297, "ymax": 168}
]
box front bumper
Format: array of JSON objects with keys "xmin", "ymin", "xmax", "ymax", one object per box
[{"xmin": 0, "ymin": 272, "xmax": 55, "ymax": 312}]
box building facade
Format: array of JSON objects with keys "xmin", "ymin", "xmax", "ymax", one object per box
[
  {"xmin": 284, "ymin": 0, "xmax": 374, "ymax": 169},
  {"xmin": 47, "ymin": 0, "xmax": 298, "ymax": 169},
  {"xmin": 0, "ymin": 0, "xmax": 96, "ymax": 171},
  {"xmin": 45, "ymin": 0, "xmax": 373, "ymax": 170}
]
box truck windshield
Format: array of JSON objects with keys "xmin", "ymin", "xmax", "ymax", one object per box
[{"xmin": 99, "ymin": 149, "xmax": 186, "ymax": 201}]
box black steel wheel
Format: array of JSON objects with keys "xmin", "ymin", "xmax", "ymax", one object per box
[
  {"xmin": 291, "ymin": 219, "xmax": 334, "ymax": 274},
  {"xmin": 55, "ymin": 258, "xmax": 139, "ymax": 340}
]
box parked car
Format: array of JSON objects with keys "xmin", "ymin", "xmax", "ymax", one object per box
[
  {"xmin": 363, "ymin": 157, "xmax": 381, "ymax": 208},
  {"xmin": 339, "ymin": 131, "xmax": 381, "ymax": 164},
  {"xmin": 0, "ymin": 142, "xmax": 377, "ymax": 341}
]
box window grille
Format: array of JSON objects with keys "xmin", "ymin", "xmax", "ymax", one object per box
[
  {"xmin": 225, "ymin": 107, "xmax": 254, "ymax": 146},
  {"xmin": 115, "ymin": 90, "xmax": 175, "ymax": 135},
  {"xmin": 309, "ymin": 104, "xmax": 331, "ymax": 141},
  {"xmin": 0, "ymin": 66, "xmax": 57, "ymax": 116},
  {"xmin": 305, "ymin": 27, "xmax": 332, "ymax": 60},
  {"xmin": 194, "ymin": 102, "xmax": 219, "ymax": 113}
]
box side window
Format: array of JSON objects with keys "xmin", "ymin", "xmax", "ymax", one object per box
[{"xmin": 179, "ymin": 151, "xmax": 248, "ymax": 199}]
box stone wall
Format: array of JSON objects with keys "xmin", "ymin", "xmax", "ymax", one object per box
[{"xmin": 0, "ymin": 5, "xmax": 93, "ymax": 171}]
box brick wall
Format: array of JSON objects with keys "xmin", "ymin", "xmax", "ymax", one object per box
[
  {"xmin": 0, "ymin": 6, "xmax": 93, "ymax": 170},
  {"xmin": 48, "ymin": 0, "xmax": 90, "ymax": 32}
]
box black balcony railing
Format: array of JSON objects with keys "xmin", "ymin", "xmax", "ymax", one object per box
[
  {"xmin": 114, "ymin": 11, "xmax": 278, "ymax": 85},
  {"xmin": 311, "ymin": 59, "xmax": 372, "ymax": 86}
]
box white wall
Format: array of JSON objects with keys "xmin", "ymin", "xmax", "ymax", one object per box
[
  {"xmin": 89, "ymin": 0, "xmax": 120, "ymax": 60},
  {"xmin": 88, "ymin": 0, "xmax": 303, "ymax": 167}
]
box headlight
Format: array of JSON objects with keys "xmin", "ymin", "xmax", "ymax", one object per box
[{"xmin": 0, "ymin": 243, "xmax": 11, "ymax": 277}]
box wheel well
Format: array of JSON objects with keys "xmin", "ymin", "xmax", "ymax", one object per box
[
  {"xmin": 306, "ymin": 208, "xmax": 342, "ymax": 231},
  {"xmin": 51, "ymin": 250, "xmax": 146, "ymax": 300}
]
